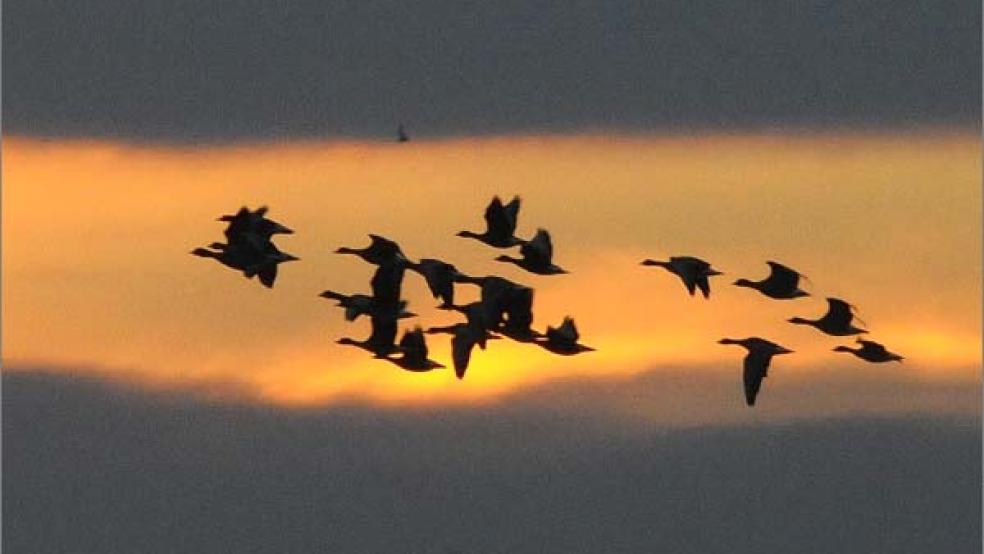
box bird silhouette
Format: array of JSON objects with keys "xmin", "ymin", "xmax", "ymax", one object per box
[
  {"xmin": 641, "ymin": 256, "xmax": 722, "ymax": 298},
  {"xmin": 191, "ymin": 241, "xmax": 298, "ymax": 288},
  {"xmin": 456, "ymin": 196, "xmax": 524, "ymax": 248},
  {"xmin": 789, "ymin": 297, "xmax": 868, "ymax": 336},
  {"xmin": 536, "ymin": 317, "xmax": 594, "ymax": 355},
  {"xmin": 733, "ymin": 261, "xmax": 809, "ymax": 299},
  {"xmin": 408, "ymin": 258, "xmax": 469, "ymax": 308},
  {"xmin": 495, "ymin": 228, "xmax": 568, "ymax": 275},
  {"xmin": 833, "ymin": 338, "xmax": 903, "ymax": 363},
  {"xmin": 337, "ymin": 311, "xmax": 401, "ymax": 357},
  {"xmin": 318, "ymin": 290, "xmax": 416, "ymax": 321},
  {"xmin": 718, "ymin": 337, "xmax": 794, "ymax": 406},
  {"xmin": 426, "ymin": 324, "xmax": 501, "ymax": 379},
  {"xmin": 384, "ymin": 327, "xmax": 445, "ymax": 371},
  {"xmin": 218, "ymin": 205, "xmax": 293, "ymax": 247},
  {"xmin": 335, "ymin": 234, "xmax": 408, "ymax": 266}
]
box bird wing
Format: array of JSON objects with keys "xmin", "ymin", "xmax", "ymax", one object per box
[
  {"xmin": 371, "ymin": 263, "xmax": 406, "ymax": 306},
  {"xmin": 504, "ymin": 287, "xmax": 534, "ymax": 331},
  {"xmin": 452, "ymin": 326, "xmax": 475, "ymax": 379},
  {"xmin": 368, "ymin": 314, "xmax": 398, "ymax": 352},
  {"xmin": 695, "ymin": 273, "xmax": 712, "ymax": 298},
  {"xmin": 742, "ymin": 351, "xmax": 771, "ymax": 406},
  {"xmin": 823, "ymin": 298, "xmax": 855, "ymax": 328},
  {"xmin": 520, "ymin": 229, "xmax": 553, "ymax": 265},
  {"xmin": 558, "ymin": 317, "xmax": 579, "ymax": 342},
  {"xmin": 257, "ymin": 264, "xmax": 278, "ymax": 288},
  {"xmin": 503, "ymin": 196, "xmax": 521, "ymax": 229},
  {"xmin": 483, "ymin": 196, "xmax": 509, "ymax": 236},
  {"xmin": 766, "ymin": 261, "xmax": 801, "ymax": 292}
]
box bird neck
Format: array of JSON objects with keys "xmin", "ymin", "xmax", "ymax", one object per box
[
  {"xmin": 642, "ymin": 259, "xmax": 669, "ymax": 268},
  {"xmin": 456, "ymin": 230, "xmax": 482, "ymax": 240},
  {"xmin": 788, "ymin": 317, "xmax": 812, "ymax": 326}
]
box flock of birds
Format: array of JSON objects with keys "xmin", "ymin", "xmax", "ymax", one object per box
[{"xmin": 193, "ymin": 193, "xmax": 904, "ymax": 407}]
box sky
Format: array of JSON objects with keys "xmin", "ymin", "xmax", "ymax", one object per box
[{"xmin": 3, "ymin": 0, "xmax": 982, "ymax": 551}]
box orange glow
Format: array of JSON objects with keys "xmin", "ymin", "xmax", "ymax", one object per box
[{"xmin": 3, "ymin": 131, "xmax": 980, "ymax": 408}]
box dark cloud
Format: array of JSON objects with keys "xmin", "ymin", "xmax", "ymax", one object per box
[
  {"xmin": 4, "ymin": 371, "xmax": 980, "ymax": 553},
  {"xmin": 3, "ymin": 0, "xmax": 979, "ymax": 141}
]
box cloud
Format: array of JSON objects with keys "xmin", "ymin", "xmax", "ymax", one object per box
[
  {"xmin": 3, "ymin": 371, "xmax": 980, "ymax": 553},
  {"xmin": 3, "ymin": 0, "xmax": 979, "ymax": 141}
]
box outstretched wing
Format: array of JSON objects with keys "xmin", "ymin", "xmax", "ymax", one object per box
[
  {"xmin": 520, "ymin": 228, "xmax": 553, "ymax": 265},
  {"xmin": 766, "ymin": 261, "xmax": 801, "ymax": 293},
  {"xmin": 503, "ymin": 196, "xmax": 521, "ymax": 229},
  {"xmin": 399, "ymin": 327, "xmax": 428, "ymax": 361},
  {"xmin": 257, "ymin": 264, "xmax": 278, "ymax": 288},
  {"xmin": 368, "ymin": 313, "xmax": 398, "ymax": 353},
  {"xmin": 483, "ymin": 196, "xmax": 509, "ymax": 236},
  {"xmin": 695, "ymin": 274, "xmax": 712, "ymax": 298},
  {"xmin": 451, "ymin": 326, "xmax": 476, "ymax": 379},
  {"xmin": 823, "ymin": 297, "xmax": 855, "ymax": 328},
  {"xmin": 742, "ymin": 351, "xmax": 771, "ymax": 406}
]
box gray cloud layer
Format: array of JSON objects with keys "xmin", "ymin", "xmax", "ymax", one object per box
[
  {"xmin": 3, "ymin": 0, "xmax": 980, "ymax": 141},
  {"xmin": 4, "ymin": 372, "xmax": 980, "ymax": 553}
]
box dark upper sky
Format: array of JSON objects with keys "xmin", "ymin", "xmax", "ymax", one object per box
[{"xmin": 3, "ymin": 0, "xmax": 980, "ymax": 141}]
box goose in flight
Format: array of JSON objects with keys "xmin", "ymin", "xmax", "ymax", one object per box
[
  {"xmin": 456, "ymin": 196, "xmax": 524, "ymax": 248},
  {"xmin": 384, "ymin": 327, "xmax": 445, "ymax": 371},
  {"xmin": 319, "ymin": 290, "xmax": 416, "ymax": 321},
  {"xmin": 218, "ymin": 205, "xmax": 293, "ymax": 245},
  {"xmin": 495, "ymin": 228, "xmax": 568, "ymax": 275},
  {"xmin": 426, "ymin": 324, "xmax": 501, "ymax": 379},
  {"xmin": 335, "ymin": 234, "xmax": 408, "ymax": 266},
  {"xmin": 337, "ymin": 312, "xmax": 401, "ymax": 357},
  {"xmin": 536, "ymin": 317, "xmax": 594, "ymax": 355},
  {"xmin": 833, "ymin": 338, "xmax": 903, "ymax": 363},
  {"xmin": 718, "ymin": 337, "xmax": 794, "ymax": 406},
  {"xmin": 641, "ymin": 256, "xmax": 722, "ymax": 298},
  {"xmin": 191, "ymin": 241, "xmax": 298, "ymax": 288},
  {"xmin": 733, "ymin": 261, "xmax": 809, "ymax": 299},
  {"xmin": 789, "ymin": 297, "xmax": 868, "ymax": 336},
  {"xmin": 370, "ymin": 262, "xmax": 408, "ymax": 309},
  {"xmin": 407, "ymin": 258, "xmax": 468, "ymax": 308}
]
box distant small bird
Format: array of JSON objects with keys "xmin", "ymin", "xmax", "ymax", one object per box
[
  {"xmin": 457, "ymin": 196, "xmax": 524, "ymax": 248},
  {"xmin": 718, "ymin": 337, "xmax": 794, "ymax": 406},
  {"xmin": 335, "ymin": 234, "xmax": 408, "ymax": 266},
  {"xmin": 397, "ymin": 123, "xmax": 410, "ymax": 143},
  {"xmin": 536, "ymin": 317, "xmax": 594, "ymax": 355},
  {"xmin": 384, "ymin": 327, "xmax": 445, "ymax": 371},
  {"xmin": 641, "ymin": 256, "xmax": 722, "ymax": 298},
  {"xmin": 318, "ymin": 290, "xmax": 416, "ymax": 321},
  {"xmin": 834, "ymin": 338, "xmax": 903, "ymax": 363},
  {"xmin": 337, "ymin": 312, "xmax": 401, "ymax": 357},
  {"xmin": 495, "ymin": 228, "xmax": 568, "ymax": 275},
  {"xmin": 733, "ymin": 261, "xmax": 809, "ymax": 299},
  {"xmin": 408, "ymin": 258, "xmax": 468, "ymax": 308},
  {"xmin": 789, "ymin": 297, "xmax": 868, "ymax": 336}
]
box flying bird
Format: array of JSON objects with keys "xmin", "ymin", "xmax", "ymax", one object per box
[
  {"xmin": 536, "ymin": 317, "xmax": 594, "ymax": 355},
  {"xmin": 641, "ymin": 256, "xmax": 722, "ymax": 298},
  {"xmin": 788, "ymin": 297, "xmax": 868, "ymax": 336},
  {"xmin": 191, "ymin": 241, "xmax": 298, "ymax": 288},
  {"xmin": 494, "ymin": 228, "xmax": 568, "ymax": 275},
  {"xmin": 337, "ymin": 311, "xmax": 401, "ymax": 357},
  {"xmin": 218, "ymin": 205, "xmax": 293, "ymax": 246},
  {"xmin": 456, "ymin": 196, "xmax": 524, "ymax": 248},
  {"xmin": 833, "ymin": 338, "xmax": 903, "ymax": 363},
  {"xmin": 733, "ymin": 261, "xmax": 809, "ymax": 299},
  {"xmin": 408, "ymin": 258, "xmax": 469, "ymax": 308},
  {"xmin": 318, "ymin": 290, "xmax": 416, "ymax": 321},
  {"xmin": 384, "ymin": 327, "xmax": 445, "ymax": 371},
  {"xmin": 335, "ymin": 234, "xmax": 408, "ymax": 266},
  {"xmin": 426, "ymin": 324, "xmax": 501, "ymax": 379},
  {"xmin": 718, "ymin": 337, "xmax": 794, "ymax": 406}
]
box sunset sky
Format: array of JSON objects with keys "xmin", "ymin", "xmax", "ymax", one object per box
[{"xmin": 3, "ymin": 0, "xmax": 980, "ymax": 552}]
